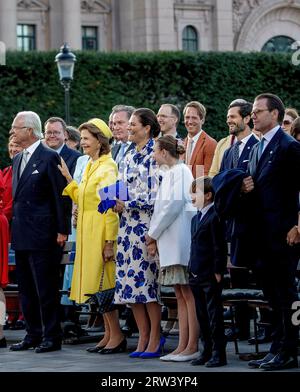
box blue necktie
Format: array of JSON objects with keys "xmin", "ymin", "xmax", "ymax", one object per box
[{"xmin": 257, "ymin": 137, "xmax": 265, "ymax": 161}]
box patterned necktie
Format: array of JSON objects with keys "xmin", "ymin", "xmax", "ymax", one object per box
[
  {"xmin": 257, "ymin": 137, "xmax": 265, "ymax": 161},
  {"xmin": 19, "ymin": 150, "xmax": 30, "ymax": 177},
  {"xmin": 232, "ymin": 140, "xmax": 242, "ymax": 168},
  {"xmin": 186, "ymin": 138, "xmax": 194, "ymax": 164}
]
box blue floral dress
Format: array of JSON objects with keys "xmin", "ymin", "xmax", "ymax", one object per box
[{"xmin": 114, "ymin": 139, "xmax": 161, "ymax": 304}]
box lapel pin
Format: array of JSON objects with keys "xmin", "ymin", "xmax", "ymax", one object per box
[
  {"xmin": 269, "ymin": 151, "xmax": 273, "ymax": 154},
  {"xmin": 33, "ymin": 164, "xmax": 37, "ymax": 167}
]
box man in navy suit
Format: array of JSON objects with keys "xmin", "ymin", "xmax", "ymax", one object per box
[
  {"xmin": 242, "ymin": 93, "xmax": 300, "ymax": 370},
  {"xmin": 221, "ymin": 99, "xmax": 258, "ymax": 172},
  {"xmin": 220, "ymin": 99, "xmax": 259, "ymax": 268},
  {"xmin": 189, "ymin": 176, "xmax": 227, "ymax": 367},
  {"xmin": 220, "ymin": 100, "xmax": 258, "ymax": 339},
  {"xmin": 9, "ymin": 111, "xmax": 70, "ymax": 353},
  {"xmin": 220, "ymin": 99, "xmax": 260, "ymax": 341},
  {"xmin": 44, "ymin": 117, "xmax": 81, "ymax": 176}
]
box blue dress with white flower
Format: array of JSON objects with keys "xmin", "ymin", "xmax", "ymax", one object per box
[{"xmin": 114, "ymin": 139, "xmax": 161, "ymax": 304}]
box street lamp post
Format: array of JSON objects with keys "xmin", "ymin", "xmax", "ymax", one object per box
[{"xmin": 55, "ymin": 43, "xmax": 76, "ymax": 124}]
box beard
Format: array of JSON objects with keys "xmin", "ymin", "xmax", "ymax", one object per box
[{"xmin": 229, "ymin": 121, "xmax": 245, "ymax": 136}]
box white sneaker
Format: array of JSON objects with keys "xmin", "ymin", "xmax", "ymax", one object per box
[
  {"xmin": 171, "ymin": 352, "xmax": 199, "ymax": 362},
  {"xmin": 160, "ymin": 354, "xmax": 179, "ymax": 361}
]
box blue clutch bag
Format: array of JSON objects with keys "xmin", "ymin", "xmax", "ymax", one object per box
[{"xmin": 98, "ymin": 180, "xmax": 129, "ymax": 214}]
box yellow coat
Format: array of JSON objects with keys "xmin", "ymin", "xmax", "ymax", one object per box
[{"xmin": 63, "ymin": 153, "xmax": 119, "ymax": 304}]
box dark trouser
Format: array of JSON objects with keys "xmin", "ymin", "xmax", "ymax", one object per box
[
  {"xmin": 191, "ymin": 280, "xmax": 226, "ymax": 355},
  {"xmin": 255, "ymin": 249, "xmax": 299, "ymax": 357},
  {"xmin": 15, "ymin": 248, "xmax": 63, "ymax": 343}
]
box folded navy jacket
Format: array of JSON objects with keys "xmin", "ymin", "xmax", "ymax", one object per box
[{"xmin": 98, "ymin": 180, "xmax": 129, "ymax": 214}]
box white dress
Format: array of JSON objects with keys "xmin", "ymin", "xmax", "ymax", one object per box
[{"xmin": 148, "ymin": 163, "xmax": 196, "ymax": 281}]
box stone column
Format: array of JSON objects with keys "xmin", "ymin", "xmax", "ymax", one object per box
[
  {"xmin": 212, "ymin": 0, "xmax": 233, "ymax": 51},
  {"xmin": 119, "ymin": 0, "xmax": 134, "ymax": 51},
  {"xmin": 62, "ymin": 0, "xmax": 81, "ymax": 50},
  {"xmin": 0, "ymin": 0, "xmax": 17, "ymax": 49},
  {"xmin": 156, "ymin": 0, "xmax": 176, "ymax": 50}
]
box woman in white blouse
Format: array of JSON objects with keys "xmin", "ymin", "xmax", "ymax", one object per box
[{"xmin": 147, "ymin": 135, "xmax": 199, "ymax": 362}]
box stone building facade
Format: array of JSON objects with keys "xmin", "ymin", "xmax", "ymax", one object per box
[{"xmin": 0, "ymin": 0, "xmax": 299, "ymax": 53}]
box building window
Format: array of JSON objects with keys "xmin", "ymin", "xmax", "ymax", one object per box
[
  {"xmin": 262, "ymin": 36, "xmax": 295, "ymax": 53},
  {"xmin": 82, "ymin": 26, "xmax": 98, "ymax": 51},
  {"xmin": 182, "ymin": 25, "xmax": 198, "ymax": 52},
  {"xmin": 17, "ymin": 24, "xmax": 36, "ymax": 51}
]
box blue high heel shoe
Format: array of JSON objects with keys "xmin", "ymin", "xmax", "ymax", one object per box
[
  {"xmin": 129, "ymin": 350, "xmax": 144, "ymax": 358},
  {"xmin": 139, "ymin": 337, "xmax": 166, "ymax": 359}
]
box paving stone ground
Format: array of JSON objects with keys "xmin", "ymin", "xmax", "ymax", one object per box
[{"xmin": 0, "ymin": 328, "xmax": 299, "ymax": 373}]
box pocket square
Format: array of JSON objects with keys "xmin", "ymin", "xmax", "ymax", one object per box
[{"xmin": 32, "ymin": 170, "xmax": 39, "ymax": 174}]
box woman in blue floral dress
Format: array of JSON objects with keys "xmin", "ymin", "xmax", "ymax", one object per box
[{"xmin": 114, "ymin": 108, "xmax": 163, "ymax": 358}]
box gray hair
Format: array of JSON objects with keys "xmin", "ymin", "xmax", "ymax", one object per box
[
  {"xmin": 18, "ymin": 111, "xmax": 42, "ymax": 139},
  {"xmin": 111, "ymin": 105, "xmax": 135, "ymax": 120}
]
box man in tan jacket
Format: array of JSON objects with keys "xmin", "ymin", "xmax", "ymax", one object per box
[{"xmin": 183, "ymin": 101, "xmax": 217, "ymax": 178}]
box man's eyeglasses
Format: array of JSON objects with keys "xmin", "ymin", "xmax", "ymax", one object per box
[
  {"xmin": 44, "ymin": 131, "xmax": 63, "ymax": 136},
  {"xmin": 282, "ymin": 120, "xmax": 292, "ymax": 125},
  {"xmin": 250, "ymin": 109, "xmax": 270, "ymax": 117}
]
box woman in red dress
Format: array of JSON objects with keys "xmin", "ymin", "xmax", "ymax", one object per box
[{"xmin": 0, "ymin": 169, "xmax": 9, "ymax": 348}]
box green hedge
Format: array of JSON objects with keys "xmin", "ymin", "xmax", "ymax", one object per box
[{"xmin": 0, "ymin": 50, "xmax": 299, "ymax": 167}]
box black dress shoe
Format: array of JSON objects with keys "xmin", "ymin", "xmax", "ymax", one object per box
[
  {"xmin": 10, "ymin": 340, "xmax": 39, "ymax": 351},
  {"xmin": 15, "ymin": 320, "xmax": 26, "ymax": 330},
  {"xmin": 99, "ymin": 339, "xmax": 127, "ymax": 354},
  {"xmin": 86, "ymin": 345, "xmax": 105, "ymax": 353},
  {"xmin": 35, "ymin": 341, "xmax": 61, "ymax": 353},
  {"xmin": 205, "ymin": 351, "xmax": 227, "ymax": 368},
  {"xmin": 248, "ymin": 352, "xmax": 275, "ymax": 368},
  {"xmin": 0, "ymin": 337, "xmax": 7, "ymax": 348},
  {"xmin": 248, "ymin": 330, "xmax": 272, "ymax": 345},
  {"xmin": 259, "ymin": 352, "xmax": 298, "ymax": 371},
  {"xmin": 191, "ymin": 352, "xmax": 212, "ymax": 366}
]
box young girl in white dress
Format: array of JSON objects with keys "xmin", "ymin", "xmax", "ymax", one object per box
[{"xmin": 147, "ymin": 135, "xmax": 199, "ymax": 362}]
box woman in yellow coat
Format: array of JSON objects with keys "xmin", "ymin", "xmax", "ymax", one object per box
[{"xmin": 58, "ymin": 118, "xmax": 126, "ymax": 354}]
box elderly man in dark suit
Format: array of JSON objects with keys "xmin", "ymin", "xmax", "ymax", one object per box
[
  {"xmin": 9, "ymin": 111, "xmax": 70, "ymax": 353},
  {"xmin": 44, "ymin": 117, "xmax": 81, "ymax": 176},
  {"xmin": 242, "ymin": 93, "xmax": 300, "ymax": 370}
]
